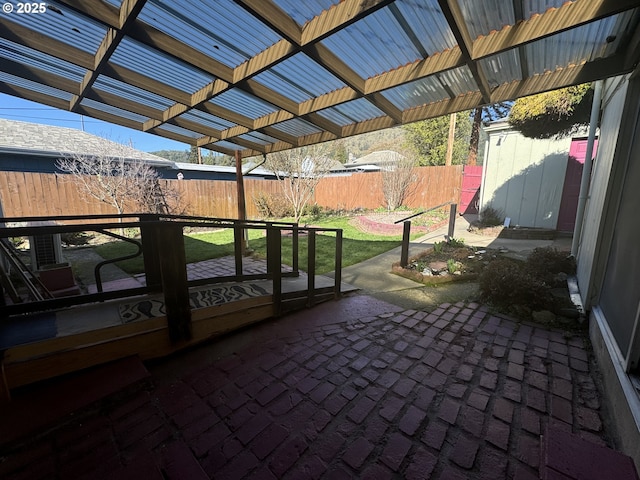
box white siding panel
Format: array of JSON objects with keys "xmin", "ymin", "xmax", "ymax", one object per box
[
  {"xmin": 481, "ymin": 125, "xmax": 571, "ymax": 228},
  {"xmin": 577, "ymin": 75, "xmax": 629, "ymax": 307}
]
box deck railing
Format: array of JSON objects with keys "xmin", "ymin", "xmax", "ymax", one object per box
[{"xmin": 0, "ymin": 214, "xmax": 343, "ymax": 343}]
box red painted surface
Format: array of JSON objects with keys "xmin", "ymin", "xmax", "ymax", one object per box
[
  {"xmin": 557, "ymin": 138, "xmax": 598, "ymax": 232},
  {"xmin": 460, "ymin": 165, "xmax": 483, "ymax": 214}
]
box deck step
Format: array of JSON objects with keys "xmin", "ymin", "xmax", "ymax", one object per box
[
  {"xmin": 540, "ymin": 427, "xmax": 639, "ymax": 480},
  {"xmin": 0, "ymin": 355, "xmax": 150, "ymax": 449}
]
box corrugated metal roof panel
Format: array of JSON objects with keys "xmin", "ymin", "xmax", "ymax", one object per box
[
  {"xmin": 381, "ymin": 76, "xmax": 450, "ymax": 110},
  {"xmin": 93, "ymin": 76, "xmax": 174, "ymax": 111},
  {"xmin": 210, "ymin": 140, "xmax": 246, "ymax": 151},
  {"xmin": 0, "ymin": 38, "xmax": 86, "ymax": 83},
  {"xmin": 480, "ymin": 50, "xmax": 521, "ymax": 87},
  {"xmin": 526, "ymin": 12, "xmax": 640, "ymax": 75},
  {"xmin": 137, "ymin": 0, "xmax": 281, "ymax": 68},
  {"xmin": 322, "ymin": 7, "xmax": 423, "ymax": 79},
  {"xmin": 242, "ymin": 131, "xmax": 280, "ymax": 144},
  {"xmin": 253, "ymin": 53, "xmax": 346, "ymax": 103},
  {"xmin": 179, "ymin": 110, "xmax": 235, "ymax": 131},
  {"xmin": 157, "ymin": 123, "xmax": 202, "ymax": 139},
  {"xmin": 273, "ymin": 0, "xmax": 337, "ymax": 25},
  {"xmin": 7, "ymin": 1, "xmax": 107, "ymax": 54},
  {"xmin": 79, "ymin": 98, "xmax": 148, "ymax": 123},
  {"xmin": 237, "ymin": 132, "xmax": 278, "ymax": 146},
  {"xmin": 209, "ymin": 89, "xmax": 279, "ymax": 120},
  {"xmin": 322, "ymin": 2, "xmax": 455, "ymax": 79},
  {"xmin": 110, "ymin": 38, "xmax": 213, "ymax": 95},
  {"xmin": 318, "ymin": 98, "xmax": 386, "ymax": 125},
  {"xmin": 457, "ymin": 0, "xmax": 514, "ymax": 39},
  {"xmin": 272, "ymin": 118, "xmax": 322, "ymax": 137},
  {"xmin": 458, "ymin": 0, "xmax": 569, "ymax": 39},
  {"xmin": 523, "ymin": 1, "xmax": 570, "ymax": 20},
  {"xmin": 393, "ymin": 0, "xmax": 457, "ymax": 53},
  {"xmin": 438, "ymin": 66, "xmax": 478, "ymax": 96},
  {"xmin": 0, "ymin": 72, "xmax": 73, "ymax": 101}
]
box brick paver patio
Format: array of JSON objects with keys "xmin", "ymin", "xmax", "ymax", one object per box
[{"xmin": 0, "ymin": 296, "xmax": 610, "ymax": 479}]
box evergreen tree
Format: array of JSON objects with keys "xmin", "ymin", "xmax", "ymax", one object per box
[
  {"xmin": 403, "ymin": 113, "xmax": 472, "ymax": 166},
  {"xmin": 468, "ymin": 103, "xmax": 511, "ymax": 165},
  {"xmin": 508, "ymin": 84, "xmax": 593, "ymax": 139}
]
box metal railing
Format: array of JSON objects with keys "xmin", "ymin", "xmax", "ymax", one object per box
[
  {"xmin": 395, "ymin": 203, "xmax": 458, "ymax": 267},
  {"xmin": 0, "ymin": 213, "xmax": 343, "ymax": 343}
]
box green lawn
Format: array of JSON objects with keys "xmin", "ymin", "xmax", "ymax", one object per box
[{"xmin": 93, "ymin": 216, "xmax": 422, "ymax": 275}]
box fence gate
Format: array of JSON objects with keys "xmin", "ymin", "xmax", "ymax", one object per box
[{"xmin": 460, "ymin": 165, "xmax": 483, "ymax": 215}]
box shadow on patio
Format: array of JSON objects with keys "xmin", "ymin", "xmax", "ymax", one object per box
[{"xmin": 1, "ymin": 291, "xmax": 632, "ymax": 479}]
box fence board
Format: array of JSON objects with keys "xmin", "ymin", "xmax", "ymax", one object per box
[{"xmin": 0, "ymin": 167, "xmax": 462, "ymax": 219}]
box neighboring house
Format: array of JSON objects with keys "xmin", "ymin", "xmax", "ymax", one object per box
[
  {"xmin": 0, "ymin": 119, "xmax": 279, "ymax": 181},
  {"xmin": 0, "ymin": 118, "xmax": 175, "ymax": 173},
  {"xmin": 344, "ymin": 150, "xmax": 404, "ymax": 172},
  {"xmin": 479, "ymin": 119, "xmax": 595, "ymax": 232}
]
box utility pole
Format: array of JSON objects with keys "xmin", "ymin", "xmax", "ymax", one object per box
[{"xmin": 445, "ymin": 113, "xmax": 456, "ymax": 166}]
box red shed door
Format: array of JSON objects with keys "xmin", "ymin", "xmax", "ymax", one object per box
[
  {"xmin": 460, "ymin": 165, "xmax": 483, "ymax": 214},
  {"xmin": 557, "ymin": 138, "xmax": 598, "ymax": 232}
]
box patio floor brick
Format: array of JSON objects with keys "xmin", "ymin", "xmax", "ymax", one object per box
[{"xmin": 0, "ymin": 296, "xmax": 619, "ymax": 479}]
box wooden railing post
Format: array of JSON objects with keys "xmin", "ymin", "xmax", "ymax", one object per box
[
  {"xmin": 400, "ymin": 221, "xmax": 411, "ymax": 267},
  {"xmin": 266, "ymin": 227, "xmax": 282, "ymax": 316},
  {"xmin": 157, "ymin": 222, "xmax": 191, "ymax": 343},
  {"xmin": 292, "ymin": 224, "xmax": 299, "ymax": 275},
  {"xmin": 334, "ymin": 229, "xmax": 342, "ymax": 299},
  {"xmin": 139, "ymin": 214, "xmax": 162, "ymax": 291},
  {"xmin": 307, "ymin": 230, "xmax": 316, "ymax": 307},
  {"xmin": 233, "ymin": 223, "xmax": 243, "ymax": 276}
]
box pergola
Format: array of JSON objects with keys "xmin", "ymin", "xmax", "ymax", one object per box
[{"xmin": 1, "ymin": 0, "xmax": 639, "ymax": 158}]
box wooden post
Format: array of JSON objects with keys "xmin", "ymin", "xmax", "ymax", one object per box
[
  {"xmin": 139, "ymin": 214, "xmax": 162, "ymax": 291},
  {"xmin": 235, "ymin": 150, "xmax": 248, "ymax": 254},
  {"xmin": 445, "ymin": 113, "xmax": 457, "ymax": 166},
  {"xmin": 400, "ymin": 221, "xmax": 411, "ymax": 267},
  {"xmin": 158, "ymin": 222, "xmax": 191, "ymax": 343},
  {"xmin": 447, "ymin": 203, "xmax": 457, "ymax": 243},
  {"xmin": 267, "ymin": 227, "xmax": 282, "ymax": 316},
  {"xmin": 307, "ymin": 230, "xmax": 316, "ymax": 307},
  {"xmin": 334, "ymin": 229, "xmax": 343, "ymax": 299}
]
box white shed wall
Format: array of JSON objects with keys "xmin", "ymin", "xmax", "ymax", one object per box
[{"xmin": 480, "ymin": 126, "xmax": 572, "ymax": 229}]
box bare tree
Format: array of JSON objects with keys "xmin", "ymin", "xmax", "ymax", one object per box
[
  {"xmin": 380, "ymin": 150, "xmax": 418, "ymax": 211},
  {"xmin": 56, "ymin": 138, "xmax": 179, "ymax": 215},
  {"xmin": 265, "ymin": 145, "xmax": 334, "ymax": 223}
]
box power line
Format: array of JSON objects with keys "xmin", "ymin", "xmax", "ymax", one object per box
[
  {"xmin": 0, "ymin": 107, "xmax": 57, "ymax": 110},
  {"xmin": 0, "ymin": 113, "xmax": 106, "ymax": 123}
]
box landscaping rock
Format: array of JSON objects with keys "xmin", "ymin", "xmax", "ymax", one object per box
[{"xmin": 429, "ymin": 261, "xmax": 448, "ymax": 272}]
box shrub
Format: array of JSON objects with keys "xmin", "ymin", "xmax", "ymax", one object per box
[
  {"xmin": 449, "ymin": 237, "xmax": 465, "ymax": 248},
  {"xmin": 61, "ymin": 231, "xmax": 93, "ymax": 246},
  {"xmin": 253, "ymin": 191, "xmax": 293, "ymax": 218},
  {"xmin": 479, "ymin": 257, "xmax": 552, "ymax": 310},
  {"xmin": 479, "ymin": 205, "xmax": 504, "ymax": 227},
  {"xmin": 526, "ymin": 247, "xmax": 576, "ymax": 279}
]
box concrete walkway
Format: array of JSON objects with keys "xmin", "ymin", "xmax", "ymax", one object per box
[{"xmin": 334, "ymin": 215, "xmax": 571, "ymax": 306}]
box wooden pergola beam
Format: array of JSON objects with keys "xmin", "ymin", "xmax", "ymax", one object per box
[
  {"xmin": 438, "ymin": 0, "xmax": 492, "ymax": 103},
  {"xmin": 69, "ymin": 0, "xmax": 148, "ymax": 111}
]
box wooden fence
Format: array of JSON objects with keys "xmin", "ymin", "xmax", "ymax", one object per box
[{"xmin": 0, "ymin": 166, "xmax": 463, "ymax": 219}]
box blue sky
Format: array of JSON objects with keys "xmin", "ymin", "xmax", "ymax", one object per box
[{"xmin": 0, "ymin": 93, "xmax": 192, "ymax": 153}]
